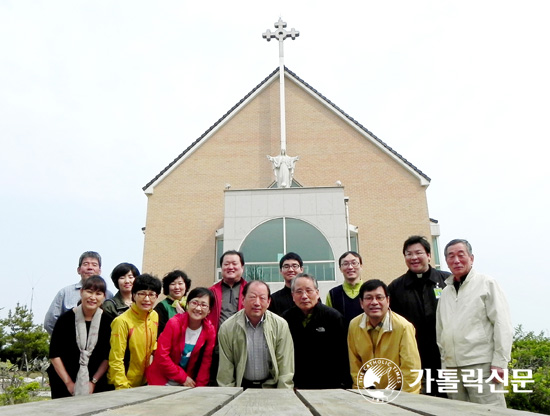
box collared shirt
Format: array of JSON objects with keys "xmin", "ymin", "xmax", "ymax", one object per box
[
  {"xmin": 243, "ymin": 314, "xmax": 271, "ymax": 381},
  {"xmin": 302, "ymin": 312, "xmax": 313, "ymax": 328},
  {"xmin": 325, "ymin": 280, "xmax": 362, "ymax": 307},
  {"xmin": 453, "ymin": 274, "xmax": 468, "ymax": 293},
  {"xmin": 361, "ymin": 311, "xmax": 392, "ymax": 353},
  {"xmin": 44, "ymin": 281, "xmax": 113, "ymax": 335},
  {"xmin": 368, "ymin": 325, "xmax": 381, "ymax": 346},
  {"xmin": 220, "ymin": 280, "xmax": 242, "ymax": 326},
  {"xmin": 342, "ymin": 280, "xmax": 363, "ymax": 299}
]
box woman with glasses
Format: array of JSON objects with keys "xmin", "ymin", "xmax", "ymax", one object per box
[
  {"xmin": 154, "ymin": 270, "xmax": 191, "ymax": 336},
  {"xmin": 48, "ymin": 276, "xmax": 112, "ymax": 398},
  {"xmin": 108, "ymin": 273, "xmax": 162, "ymax": 389},
  {"xmin": 102, "ymin": 263, "xmax": 140, "ymax": 321},
  {"xmin": 147, "ymin": 287, "xmax": 215, "ymax": 386}
]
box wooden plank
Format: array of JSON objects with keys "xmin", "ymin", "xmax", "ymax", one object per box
[
  {"xmin": 211, "ymin": 389, "xmax": 308, "ymax": 416},
  {"xmin": 94, "ymin": 386, "xmax": 242, "ymax": 416},
  {"xmin": 0, "ymin": 387, "xmax": 541, "ymax": 415},
  {"xmin": 390, "ymin": 391, "xmax": 536, "ymax": 416},
  {"xmin": 0, "ymin": 386, "xmax": 185, "ymax": 416},
  {"xmin": 297, "ymin": 389, "xmax": 419, "ymax": 415}
]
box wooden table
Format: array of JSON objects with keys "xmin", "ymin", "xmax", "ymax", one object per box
[{"xmin": 0, "ymin": 387, "xmax": 537, "ymax": 415}]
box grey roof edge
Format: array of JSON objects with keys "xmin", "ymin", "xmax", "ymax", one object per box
[{"xmin": 143, "ymin": 66, "xmax": 430, "ymax": 191}]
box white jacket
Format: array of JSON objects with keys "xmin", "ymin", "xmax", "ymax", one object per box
[{"xmin": 436, "ymin": 268, "xmax": 513, "ymax": 369}]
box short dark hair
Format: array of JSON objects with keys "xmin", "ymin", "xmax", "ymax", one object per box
[
  {"xmin": 359, "ymin": 279, "xmax": 389, "ymax": 299},
  {"xmin": 186, "ymin": 287, "xmax": 215, "ymax": 310},
  {"xmin": 110, "ymin": 263, "xmax": 140, "ymax": 289},
  {"xmin": 242, "ymin": 280, "xmax": 271, "ymax": 299},
  {"xmin": 82, "ymin": 275, "xmax": 107, "ymax": 294},
  {"xmin": 338, "ymin": 251, "xmax": 362, "ymax": 267},
  {"xmin": 220, "ymin": 250, "xmax": 245, "ymax": 267},
  {"xmin": 132, "ymin": 273, "xmax": 162, "ymax": 295},
  {"xmin": 402, "ymin": 236, "xmax": 431, "ymax": 255},
  {"xmin": 279, "ymin": 252, "xmax": 303, "ymax": 269},
  {"xmin": 79, "ymin": 251, "xmax": 102, "ymax": 267},
  {"xmin": 291, "ymin": 273, "xmax": 319, "ymax": 291},
  {"xmin": 162, "ymin": 270, "xmax": 192, "ymax": 296},
  {"xmin": 444, "ymin": 239, "xmax": 473, "ymax": 257}
]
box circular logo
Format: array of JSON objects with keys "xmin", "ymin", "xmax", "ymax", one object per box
[{"xmin": 356, "ymin": 358, "xmax": 403, "ymax": 404}]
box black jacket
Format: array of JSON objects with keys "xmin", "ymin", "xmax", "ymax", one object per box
[
  {"xmin": 283, "ymin": 303, "xmax": 350, "ymax": 389},
  {"xmin": 388, "ymin": 266, "xmax": 450, "ymax": 373},
  {"xmin": 268, "ymin": 286, "xmax": 294, "ymax": 316}
]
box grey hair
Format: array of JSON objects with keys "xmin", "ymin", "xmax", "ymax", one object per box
[
  {"xmin": 444, "ymin": 239, "xmax": 473, "ymax": 257},
  {"xmin": 79, "ymin": 251, "xmax": 102, "ymax": 267},
  {"xmin": 291, "ymin": 273, "xmax": 319, "ymax": 292}
]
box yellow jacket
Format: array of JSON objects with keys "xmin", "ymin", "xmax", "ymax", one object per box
[
  {"xmin": 347, "ymin": 310, "xmax": 421, "ymax": 393},
  {"xmin": 108, "ymin": 304, "xmax": 158, "ymax": 389}
]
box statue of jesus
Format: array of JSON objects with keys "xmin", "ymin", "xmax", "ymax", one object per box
[{"xmin": 267, "ymin": 150, "xmax": 299, "ymax": 188}]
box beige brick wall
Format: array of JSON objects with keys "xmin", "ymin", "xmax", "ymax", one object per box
[{"xmin": 142, "ymin": 75, "xmax": 432, "ymax": 289}]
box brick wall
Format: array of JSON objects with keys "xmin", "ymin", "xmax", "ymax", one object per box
[{"xmin": 142, "ymin": 75, "xmax": 432, "ymax": 289}]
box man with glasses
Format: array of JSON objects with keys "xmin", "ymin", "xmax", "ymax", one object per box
[
  {"xmin": 388, "ymin": 236, "xmax": 450, "ymax": 396},
  {"xmin": 326, "ymin": 251, "xmax": 364, "ymax": 325},
  {"xmin": 348, "ymin": 279, "xmax": 421, "ymax": 393},
  {"xmin": 44, "ymin": 251, "xmax": 113, "ymax": 335},
  {"xmin": 268, "ymin": 252, "xmax": 303, "ymax": 316},
  {"xmin": 217, "ymin": 281, "xmax": 294, "ymax": 389},
  {"xmin": 436, "ymin": 239, "xmax": 512, "ymax": 407},
  {"xmin": 283, "ymin": 274, "xmax": 350, "ymax": 388}
]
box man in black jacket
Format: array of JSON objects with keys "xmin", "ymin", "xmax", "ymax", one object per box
[
  {"xmin": 388, "ymin": 236, "xmax": 450, "ymax": 397},
  {"xmin": 283, "ymin": 274, "xmax": 350, "ymax": 389},
  {"xmin": 269, "ymin": 252, "xmax": 303, "ymax": 316}
]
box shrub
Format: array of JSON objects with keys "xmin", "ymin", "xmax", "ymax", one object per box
[
  {"xmin": 0, "ymin": 360, "xmax": 40, "ymax": 405},
  {"xmin": 506, "ymin": 326, "xmax": 550, "ymax": 414}
]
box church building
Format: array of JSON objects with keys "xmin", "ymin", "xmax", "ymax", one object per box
[{"xmin": 141, "ymin": 21, "xmax": 442, "ymax": 296}]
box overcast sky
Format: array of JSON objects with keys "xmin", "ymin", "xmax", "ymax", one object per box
[{"xmin": 1, "ymin": 1, "xmax": 548, "ymax": 334}]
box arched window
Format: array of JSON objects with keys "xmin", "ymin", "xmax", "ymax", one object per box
[{"xmin": 239, "ymin": 217, "xmax": 335, "ymax": 282}]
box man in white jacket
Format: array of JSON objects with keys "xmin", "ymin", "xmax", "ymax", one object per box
[{"xmin": 436, "ymin": 239, "xmax": 512, "ymax": 407}]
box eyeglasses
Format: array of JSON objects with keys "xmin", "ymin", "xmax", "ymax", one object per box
[
  {"xmin": 362, "ymin": 295, "xmax": 386, "ymax": 303},
  {"xmin": 135, "ymin": 291, "xmax": 158, "ymax": 300},
  {"xmin": 188, "ymin": 300, "xmax": 209, "ymax": 310},
  {"xmin": 293, "ymin": 288, "xmax": 317, "ymax": 296},
  {"xmin": 341, "ymin": 260, "xmax": 360, "ymax": 268},
  {"xmin": 282, "ymin": 264, "xmax": 301, "ymax": 271}
]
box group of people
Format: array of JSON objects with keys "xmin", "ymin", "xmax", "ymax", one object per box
[
  {"xmin": 45, "ymin": 252, "xmax": 216, "ymax": 397},
  {"xmin": 44, "ymin": 237, "xmax": 513, "ymax": 409}
]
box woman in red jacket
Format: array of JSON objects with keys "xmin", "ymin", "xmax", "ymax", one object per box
[{"xmin": 147, "ymin": 287, "xmax": 216, "ymax": 386}]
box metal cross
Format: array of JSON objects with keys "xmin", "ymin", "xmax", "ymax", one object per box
[
  {"xmin": 262, "ymin": 18, "xmax": 300, "ymax": 43},
  {"xmin": 262, "ymin": 18, "xmax": 300, "ymax": 160}
]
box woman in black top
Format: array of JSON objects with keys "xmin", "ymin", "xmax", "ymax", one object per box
[{"xmin": 48, "ymin": 275, "xmax": 112, "ymax": 398}]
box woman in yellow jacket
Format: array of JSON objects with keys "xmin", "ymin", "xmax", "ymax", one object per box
[{"xmin": 108, "ymin": 274, "xmax": 162, "ymax": 389}]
